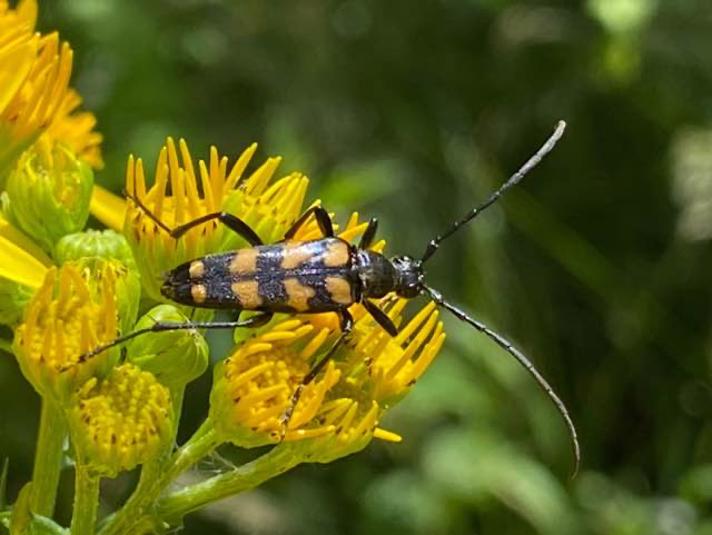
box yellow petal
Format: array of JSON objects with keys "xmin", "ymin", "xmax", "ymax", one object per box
[
  {"xmin": 0, "ymin": 215, "xmax": 50, "ymax": 288},
  {"xmin": 373, "ymin": 428, "xmax": 402, "ymax": 443},
  {"xmin": 0, "ymin": 37, "xmax": 36, "ymax": 113},
  {"xmin": 90, "ymin": 185, "xmax": 126, "ymax": 231},
  {"xmin": 16, "ymin": 0, "xmax": 37, "ymax": 30}
]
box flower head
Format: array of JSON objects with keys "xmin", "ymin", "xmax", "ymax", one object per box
[
  {"xmin": 119, "ymin": 139, "xmax": 310, "ymax": 300},
  {"xmin": 0, "ymin": 29, "xmax": 72, "ymax": 180},
  {"xmin": 0, "ymin": 0, "xmax": 102, "ymax": 181},
  {"xmin": 72, "ymin": 256, "xmax": 141, "ymax": 337},
  {"xmin": 69, "ymin": 363, "xmax": 173, "ymax": 477},
  {"xmin": 208, "ymin": 257, "xmax": 444, "ymax": 462},
  {"xmin": 210, "ymin": 317, "xmax": 342, "ymax": 447},
  {"xmin": 13, "ymin": 264, "xmax": 119, "ymax": 403}
]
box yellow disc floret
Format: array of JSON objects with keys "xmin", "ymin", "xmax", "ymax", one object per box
[{"xmin": 69, "ymin": 363, "xmax": 172, "ymax": 476}]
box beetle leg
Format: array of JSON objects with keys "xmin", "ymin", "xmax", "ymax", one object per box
[
  {"xmin": 67, "ymin": 312, "xmax": 273, "ymax": 370},
  {"xmin": 278, "ymin": 308, "xmax": 353, "ymax": 434},
  {"xmin": 283, "ymin": 205, "xmax": 334, "ymax": 240},
  {"xmin": 358, "ymin": 218, "xmax": 379, "ymax": 250},
  {"xmin": 361, "ymin": 298, "xmax": 398, "ymax": 336},
  {"xmin": 126, "ymin": 190, "xmax": 263, "ymax": 246}
]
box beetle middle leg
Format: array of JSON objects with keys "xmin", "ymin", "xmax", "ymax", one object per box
[
  {"xmin": 358, "ymin": 218, "xmax": 379, "ymax": 250},
  {"xmin": 278, "ymin": 308, "xmax": 353, "ymax": 433},
  {"xmin": 283, "ymin": 205, "xmax": 334, "ymax": 240}
]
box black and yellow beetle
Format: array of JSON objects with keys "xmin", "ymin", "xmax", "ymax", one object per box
[{"xmin": 86, "ymin": 121, "xmax": 580, "ymax": 474}]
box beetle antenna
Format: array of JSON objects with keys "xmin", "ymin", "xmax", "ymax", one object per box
[
  {"xmin": 420, "ymin": 120, "xmax": 566, "ymax": 263},
  {"xmin": 422, "ymin": 284, "xmax": 581, "ymax": 478}
]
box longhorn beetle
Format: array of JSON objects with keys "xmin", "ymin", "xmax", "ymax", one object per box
[{"xmin": 84, "ymin": 121, "xmax": 580, "ymax": 475}]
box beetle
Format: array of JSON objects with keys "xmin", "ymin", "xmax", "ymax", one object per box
[{"xmin": 84, "ymin": 121, "xmax": 579, "ymax": 474}]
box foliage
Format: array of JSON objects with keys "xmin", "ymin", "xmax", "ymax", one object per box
[{"xmin": 1, "ymin": 0, "xmax": 711, "ymax": 534}]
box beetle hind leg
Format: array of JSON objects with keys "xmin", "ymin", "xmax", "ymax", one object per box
[{"xmin": 277, "ymin": 308, "xmax": 353, "ymax": 437}]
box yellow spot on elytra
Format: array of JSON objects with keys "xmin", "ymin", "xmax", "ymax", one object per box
[
  {"xmin": 325, "ymin": 276, "xmax": 353, "ymax": 305},
  {"xmin": 284, "ymin": 278, "xmax": 316, "ymax": 311},
  {"xmin": 232, "ymin": 280, "xmax": 262, "ymax": 308},
  {"xmin": 189, "ymin": 260, "xmax": 205, "ymax": 278},
  {"xmin": 324, "ymin": 240, "xmax": 349, "ymax": 267},
  {"xmin": 191, "ymin": 284, "xmax": 207, "ymax": 304},
  {"xmin": 280, "ymin": 243, "xmax": 314, "ymax": 270},
  {"xmin": 230, "ymin": 249, "xmax": 259, "ymax": 274}
]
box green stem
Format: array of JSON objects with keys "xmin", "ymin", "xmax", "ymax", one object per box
[
  {"xmin": 98, "ymin": 420, "xmax": 219, "ymax": 535},
  {"xmin": 154, "ymin": 445, "xmax": 300, "ymax": 526},
  {"xmin": 70, "ymin": 464, "xmax": 100, "ymax": 535},
  {"xmin": 29, "ymin": 399, "xmax": 66, "ymax": 517}
]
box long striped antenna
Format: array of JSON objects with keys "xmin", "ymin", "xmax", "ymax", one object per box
[{"xmin": 421, "ymin": 121, "xmax": 566, "ymax": 263}]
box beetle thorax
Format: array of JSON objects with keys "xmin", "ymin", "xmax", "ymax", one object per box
[{"xmin": 355, "ymin": 250, "xmax": 396, "ymax": 298}]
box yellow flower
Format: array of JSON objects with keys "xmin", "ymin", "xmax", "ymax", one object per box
[
  {"xmin": 69, "ymin": 363, "xmax": 173, "ymax": 476},
  {"xmin": 13, "ymin": 264, "xmax": 119, "ymax": 403},
  {"xmin": 350, "ymin": 298, "xmax": 446, "ymax": 405},
  {"xmin": 0, "ymin": 30, "xmax": 72, "ymax": 180},
  {"xmin": 210, "ymin": 317, "xmax": 342, "ymax": 447},
  {"xmin": 0, "ymin": 0, "xmax": 102, "ymax": 181},
  {"xmin": 72, "ymin": 256, "xmax": 141, "ymax": 337},
  {"xmin": 209, "ymin": 294, "xmax": 444, "ymax": 460},
  {"xmin": 110, "ymin": 139, "xmax": 313, "ymax": 300}
]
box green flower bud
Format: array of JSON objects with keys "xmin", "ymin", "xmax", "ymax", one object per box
[
  {"xmin": 2, "ymin": 140, "xmax": 93, "ymax": 253},
  {"xmin": 69, "ymin": 363, "xmax": 173, "ymax": 477},
  {"xmin": 71, "ymin": 257, "xmax": 141, "ymax": 336},
  {"xmin": 56, "ymin": 229, "xmax": 136, "ymax": 269},
  {"xmin": 125, "ymin": 305, "xmax": 209, "ymax": 390}
]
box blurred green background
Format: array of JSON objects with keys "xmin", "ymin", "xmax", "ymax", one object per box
[{"xmin": 3, "ymin": 0, "xmax": 712, "ymax": 533}]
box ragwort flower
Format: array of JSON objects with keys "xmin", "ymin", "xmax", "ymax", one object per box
[
  {"xmin": 208, "ymin": 293, "xmax": 444, "ymax": 461},
  {"xmin": 69, "ymin": 363, "xmax": 173, "ymax": 477},
  {"xmin": 97, "ymin": 139, "xmax": 310, "ymax": 300},
  {"xmin": 0, "ymin": 0, "xmax": 102, "ymax": 181},
  {"xmin": 0, "ymin": 28, "xmax": 72, "ymax": 180},
  {"xmin": 13, "ymin": 263, "xmax": 119, "ymax": 404}
]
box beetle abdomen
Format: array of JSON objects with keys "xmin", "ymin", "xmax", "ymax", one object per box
[{"xmin": 161, "ymin": 238, "xmax": 358, "ymax": 312}]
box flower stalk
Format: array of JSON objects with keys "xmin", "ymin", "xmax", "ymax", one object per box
[
  {"xmin": 155, "ymin": 444, "xmax": 300, "ymax": 526},
  {"xmin": 98, "ymin": 420, "xmax": 221, "ymax": 535},
  {"xmin": 29, "ymin": 399, "xmax": 65, "ymax": 517},
  {"xmin": 70, "ymin": 463, "xmax": 100, "ymax": 535}
]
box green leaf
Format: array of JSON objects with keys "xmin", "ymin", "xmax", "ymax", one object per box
[{"xmin": 0, "ymin": 458, "xmax": 8, "ymax": 510}]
